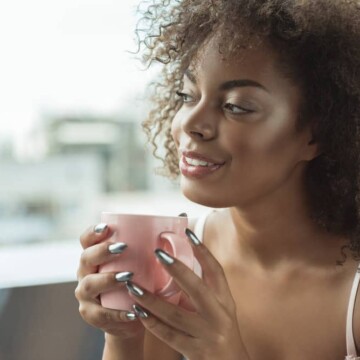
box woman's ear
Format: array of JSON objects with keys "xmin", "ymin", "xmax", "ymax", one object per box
[
  {"xmin": 303, "ymin": 139, "xmax": 322, "ymax": 161},
  {"xmin": 302, "ymin": 125, "xmax": 323, "ymax": 161}
]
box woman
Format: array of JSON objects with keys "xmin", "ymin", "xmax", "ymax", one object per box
[{"xmin": 75, "ymin": 1, "xmax": 360, "ymax": 359}]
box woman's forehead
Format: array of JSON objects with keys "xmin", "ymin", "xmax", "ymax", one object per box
[{"xmin": 187, "ymin": 39, "xmax": 279, "ymax": 79}]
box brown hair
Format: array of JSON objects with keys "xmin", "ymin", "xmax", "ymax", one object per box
[{"xmin": 137, "ymin": 0, "xmax": 360, "ymax": 262}]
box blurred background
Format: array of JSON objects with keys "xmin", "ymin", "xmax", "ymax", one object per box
[{"xmin": 0, "ymin": 1, "xmax": 207, "ymax": 359}]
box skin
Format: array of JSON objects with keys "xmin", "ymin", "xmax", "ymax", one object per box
[{"xmin": 76, "ymin": 38, "xmax": 360, "ymax": 360}]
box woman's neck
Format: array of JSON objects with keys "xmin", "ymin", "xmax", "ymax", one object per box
[{"xmin": 212, "ymin": 175, "xmax": 347, "ymax": 273}]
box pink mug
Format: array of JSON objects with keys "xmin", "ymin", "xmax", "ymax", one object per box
[{"xmin": 99, "ymin": 213, "xmax": 199, "ymax": 311}]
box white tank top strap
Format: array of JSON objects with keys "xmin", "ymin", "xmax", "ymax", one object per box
[
  {"xmin": 192, "ymin": 209, "xmax": 215, "ymax": 279},
  {"xmin": 345, "ymin": 262, "xmax": 360, "ymax": 359},
  {"xmin": 193, "ymin": 209, "xmax": 213, "ymax": 242}
]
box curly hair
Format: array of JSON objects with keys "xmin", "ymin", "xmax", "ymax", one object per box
[{"xmin": 137, "ymin": 0, "xmax": 360, "ymax": 262}]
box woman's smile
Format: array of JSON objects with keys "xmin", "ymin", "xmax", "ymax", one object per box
[{"xmin": 180, "ymin": 152, "xmax": 226, "ymax": 179}]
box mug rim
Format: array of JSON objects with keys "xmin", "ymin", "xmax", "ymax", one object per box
[{"xmin": 101, "ymin": 212, "xmax": 187, "ymax": 219}]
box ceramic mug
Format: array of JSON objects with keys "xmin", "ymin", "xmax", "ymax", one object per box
[{"xmin": 99, "ymin": 213, "xmax": 200, "ymax": 311}]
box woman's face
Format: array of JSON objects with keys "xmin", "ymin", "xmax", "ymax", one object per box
[{"xmin": 171, "ymin": 39, "xmax": 319, "ymax": 208}]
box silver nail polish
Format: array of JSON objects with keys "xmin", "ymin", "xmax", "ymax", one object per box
[
  {"xmin": 185, "ymin": 228, "xmax": 201, "ymax": 246},
  {"xmin": 94, "ymin": 223, "xmax": 108, "ymax": 234},
  {"xmin": 133, "ymin": 304, "xmax": 149, "ymax": 318},
  {"xmin": 109, "ymin": 242, "xmax": 127, "ymax": 254},
  {"xmin": 115, "ymin": 271, "xmax": 134, "ymax": 282},
  {"xmin": 125, "ymin": 311, "xmax": 137, "ymax": 321},
  {"xmin": 154, "ymin": 249, "xmax": 175, "ymax": 265},
  {"xmin": 126, "ymin": 281, "xmax": 144, "ymax": 297}
]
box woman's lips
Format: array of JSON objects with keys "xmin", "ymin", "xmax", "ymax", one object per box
[
  {"xmin": 181, "ymin": 150, "xmax": 224, "ymax": 165},
  {"xmin": 180, "ymin": 154, "xmax": 225, "ymax": 179}
]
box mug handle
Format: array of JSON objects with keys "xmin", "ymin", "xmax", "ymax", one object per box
[{"xmin": 154, "ymin": 231, "xmax": 198, "ymax": 302}]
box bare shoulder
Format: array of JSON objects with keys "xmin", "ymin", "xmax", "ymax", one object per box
[{"xmin": 144, "ymin": 330, "xmax": 183, "ymax": 360}]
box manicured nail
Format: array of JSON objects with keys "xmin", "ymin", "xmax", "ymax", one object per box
[
  {"xmin": 108, "ymin": 242, "xmax": 128, "ymax": 254},
  {"xmin": 178, "ymin": 212, "xmax": 188, "ymax": 217},
  {"xmin": 185, "ymin": 228, "xmax": 201, "ymax": 246},
  {"xmin": 94, "ymin": 223, "xmax": 108, "ymax": 234},
  {"xmin": 125, "ymin": 311, "xmax": 137, "ymax": 321},
  {"xmin": 132, "ymin": 304, "xmax": 149, "ymax": 318},
  {"xmin": 115, "ymin": 271, "xmax": 133, "ymax": 282},
  {"xmin": 154, "ymin": 249, "xmax": 175, "ymax": 265},
  {"xmin": 126, "ymin": 281, "xmax": 144, "ymax": 297}
]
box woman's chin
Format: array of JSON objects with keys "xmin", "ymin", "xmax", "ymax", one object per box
[{"xmin": 181, "ymin": 184, "xmax": 228, "ymax": 209}]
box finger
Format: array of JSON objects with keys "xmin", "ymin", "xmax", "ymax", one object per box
[
  {"xmin": 77, "ymin": 240, "xmax": 127, "ymax": 279},
  {"xmin": 153, "ymin": 249, "xmax": 219, "ymax": 318},
  {"xmin": 75, "ymin": 272, "xmax": 132, "ymax": 300},
  {"xmin": 185, "ymin": 228, "xmax": 235, "ymax": 308},
  {"xmin": 78, "ymin": 299, "xmax": 137, "ymax": 328},
  {"xmin": 133, "ymin": 304, "xmax": 197, "ymax": 357},
  {"xmin": 178, "ymin": 291, "xmax": 196, "ymax": 312},
  {"xmin": 126, "ymin": 281, "xmax": 205, "ymax": 338},
  {"xmin": 79, "ymin": 223, "xmax": 112, "ymax": 249}
]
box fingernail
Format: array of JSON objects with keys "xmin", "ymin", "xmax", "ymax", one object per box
[
  {"xmin": 108, "ymin": 242, "xmax": 128, "ymax": 254},
  {"xmin": 115, "ymin": 271, "xmax": 134, "ymax": 282},
  {"xmin": 154, "ymin": 249, "xmax": 175, "ymax": 265},
  {"xmin": 125, "ymin": 311, "xmax": 137, "ymax": 321},
  {"xmin": 126, "ymin": 281, "xmax": 144, "ymax": 297},
  {"xmin": 178, "ymin": 212, "xmax": 188, "ymax": 217},
  {"xmin": 94, "ymin": 223, "xmax": 108, "ymax": 234},
  {"xmin": 132, "ymin": 304, "xmax": 149, "ymax": 318},
  {"xmin": 185, "ymin": 228, "xmax": 201, "ymax": 246}
]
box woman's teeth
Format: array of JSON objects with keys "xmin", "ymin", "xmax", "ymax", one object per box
[{"xmin": 185, "ymin": 156, "xmax": 215, "ymax": 167}]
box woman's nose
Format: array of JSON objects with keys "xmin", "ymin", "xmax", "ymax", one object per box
[{"xmin": 181, "ymin": 103, "xmax": 217, "ymax": 141}]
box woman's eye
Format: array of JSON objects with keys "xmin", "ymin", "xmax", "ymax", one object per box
[
  {"xmin": 224, "ymin": 103, "xmax": 253, "ymax": 115},
  {"xmin": 176, "ymin": 91, "xmax": 193, "ymax": 103}
]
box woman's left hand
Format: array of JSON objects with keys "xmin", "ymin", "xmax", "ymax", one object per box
[{"xmin": 125, "ymin": 228, "xmax": 250, "ymax": 360}]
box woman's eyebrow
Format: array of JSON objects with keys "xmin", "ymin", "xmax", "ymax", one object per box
[
  {"xmin": 219, "ymin": 79, "xmax": 269, "ymax": 93},
  {"xmin": 184, "ymin": 69, "xmax": 269, "ymax": 93}
]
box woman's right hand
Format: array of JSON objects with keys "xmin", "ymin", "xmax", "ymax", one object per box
[{"xmin": 75, "ymin": 223, "xmax": 145, "ymax": 340}]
